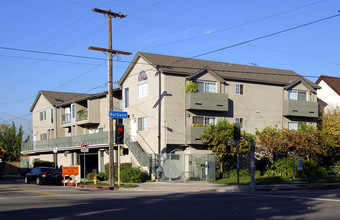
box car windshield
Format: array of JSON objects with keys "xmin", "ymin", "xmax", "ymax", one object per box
[{"xmin": 41, "ymin": 168, "xmax": 58, "ymax": 172}]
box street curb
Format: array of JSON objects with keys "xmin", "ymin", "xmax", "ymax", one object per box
[
  {"xmin": 254, "ymin": 185, "xmax": 340, "ymax": 192},
  {"xmin": 65, "ymin": 184, "xmax": 118, "ymax": 190}
]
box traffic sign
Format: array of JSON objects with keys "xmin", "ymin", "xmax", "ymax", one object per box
[
  {"xmin": 81, "ymin": 142, "xmax": 89, "ymax": 152},
  {"xmin": 109, "ymin": 111, "xmax": 128, "ymax": 118}
]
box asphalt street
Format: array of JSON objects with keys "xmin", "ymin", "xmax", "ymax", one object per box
[{"xmin": 0, "ymin": 181, "xmax": 339, "ymax": 219}]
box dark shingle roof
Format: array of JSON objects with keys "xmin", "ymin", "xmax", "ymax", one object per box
[
  {"xmin": 138, "ymin": 52, "xmax": 319, "ymax": 88},
  {"xmin": 30, "ymin": 91, "xmax": 91, "ymax": 112},
  {"xmin": 316, "ymin": 75, "xmax": 340, "ymax": 96}
]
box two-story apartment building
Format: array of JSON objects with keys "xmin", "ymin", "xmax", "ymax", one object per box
[
  {"xmin": 23, "ymin": 52, "xmax": 320, "ymax": 181},
  {"xmin": 119, "ymin": 52, "xmax": 320, "ymax": 157}
]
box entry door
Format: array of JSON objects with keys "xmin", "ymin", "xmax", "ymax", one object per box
[{"xmin": 130, "ymin": 119, "xmax": 137, "ymax": 141}]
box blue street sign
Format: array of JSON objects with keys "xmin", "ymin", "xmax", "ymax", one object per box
[{"xmin": 109, "ymin": 111, "xmax": 128, "ymax": 118}]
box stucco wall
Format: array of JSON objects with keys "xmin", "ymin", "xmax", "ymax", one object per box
[{"xmin": 318, "ymin": 80, "xmax": 340, "ymax": 110}]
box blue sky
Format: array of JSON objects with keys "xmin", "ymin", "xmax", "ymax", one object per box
[{"xmin": 0, "ymin": 0, "xmax": 339, "ymax": 138}]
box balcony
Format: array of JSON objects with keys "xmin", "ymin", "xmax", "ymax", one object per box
[
  {"xmin": 185, "ymin": 126, "xmax": 206, "ymax": 145},
  {"xmin": 283, "ymin": 100, "xmax": 318, "ymax": 118},
  {"xmin": 21, "ymin": 131, "xmax": 109, "ymax": 154},
  {"xmin": 61, "ymin": 113, "xmax": 71, "ymax": 127},
  {"xmin": 76, "ymin": 107, "xmax": 100, "ymax": 126},
  {"xmin": 186, "ymin": 92, "xmax": 228, "ymax": 111}
]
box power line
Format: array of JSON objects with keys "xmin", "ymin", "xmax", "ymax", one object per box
[
  {"xmin": 0, "ymin": 83, "xmax": 108, "ymax": 124},
  {"xmin": 133, "ymin": 0, "xmax": 327, "ymax": 50},
  {"xmin": 171, "ymin": 13, "xmax": 340, "ymax": 66}
]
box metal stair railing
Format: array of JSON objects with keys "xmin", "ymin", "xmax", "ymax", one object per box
[{"xmin": 124, "ymin": 132, "xmax": 150, "ymax": 167}]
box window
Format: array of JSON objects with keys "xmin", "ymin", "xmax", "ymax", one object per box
[
  {"xmin": 193, "ymin": 116, "xmax": 216, "ymax": 126},
  {"xmin": 138, "ymin": 83, "xmax": 148, "ymax": 98},
  {"xmin": 138, "ymin": 71, "xmax": 147, "ymax": 82},
  {"xmin": 138, "ymin": 117, "xmax": 148, "ymax": 131},
  {"xmin": 40, "ymin": 111, "xmax": 46, "ymax": 121},
  {"xmin": 50, "ymin": 109, "xmax": 53, "ymax": 123},
  {"xmin": 288, "ymin": 90, "xmax": 307, "ymax": 101},
  {"xmin": 125, "ymin": 88, "xmax": 129, "ymax": 108},
  {"xmin": 288, "ymin": 121, "xmax": 304, "ymax": 130},
  {"xmin": 72, "ymin": 105, "xmax": 75, "ymax": 118},
  {"xmin": 40, "ymin": 133, "xmax": 47, "ymax": 140},
  {"xmin": 235, "ymin": 117, "xmax": 244, "ymax": 128},
  {"xmin": 236, "ymin": 84, "xmax": 244, "ymax": 95},
  {"xmin": 196, "ymin": 81, "xmax": 217, "ymax": 93}
]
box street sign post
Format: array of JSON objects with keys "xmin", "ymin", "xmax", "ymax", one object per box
[
  {"xmin": 80, "ymin": 142, "xmax": 89, "ymax": 184},
  {"xmin": 109, "ymin": 111, "xmax": 128, "ymax": 118}
]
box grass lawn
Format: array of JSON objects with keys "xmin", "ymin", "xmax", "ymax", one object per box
[{"xmin": 214, "ymin": 176, "xmax": 340, "ymax": 185}]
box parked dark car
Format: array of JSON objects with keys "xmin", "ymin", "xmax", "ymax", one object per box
[{"xmin": 25, "ymin": 167, "xmax": 62, "ymax": 185}]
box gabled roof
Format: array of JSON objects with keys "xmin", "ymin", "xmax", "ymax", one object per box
[
  {"xmin": 120, "ymin": 52, "xmax": 320, "ymax": 89},
  {"xmin": 187, "ymin": 66, "xmax": 225, "ymax": 83},
  {"xmin": 284, "ymin": 78, "xmax": 317, "ymax": 93},
  {"xmin": 30, "ymin": 91, "xmax": 90, "ymax": 112},
  {"xmin": 315, "ymin": 75, "xmax": 340, "ymax": 96}
]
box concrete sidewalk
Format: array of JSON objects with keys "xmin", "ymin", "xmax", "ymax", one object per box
[{"xmin": 118, "ymin": 181, "xmax": 340, "ymax": 193}]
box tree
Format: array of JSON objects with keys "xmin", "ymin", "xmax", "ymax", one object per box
[
  {"xmin": 0, "ymin": 122, "xmax": 29, "ymax": 161},
  {"xmin": 318, "ymin": 106, "xmax": 340, "ymax": 166},
  {"xmin": 256, "ymin": 125, "xmax": 323, "ymax": 161},
  {"xmin": 256, "ymin": 126, "xmax": 284, "ymax": 159},
  {"xmin": 201, "ymin": 120, "xmax": 253, "ymax": 172}
]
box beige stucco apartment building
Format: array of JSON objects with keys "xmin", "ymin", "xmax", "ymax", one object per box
[{"xmin": 22, "ymin": 52, "xmax": 320, "ymax": 179}]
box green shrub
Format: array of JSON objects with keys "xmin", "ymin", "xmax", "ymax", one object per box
[
  {"xmin": 120, "ymin": 167, "xmax": 149, "ymax": 183},
  {"xmin": 216, "ymin": 170, "xmax": 223, "ymax": 180},
  {"xmin": 96, "ymin": 172, "xmax": 108, "ymax": 181},
  {"xmin": 256, "ymin": 156, "xmax": 272, "ymax": 175},
  {"xmin": 255, "ymin": 170, "xmax": 261, "ymax": 178},
  {"xmin": 239, "ymin": 169, "xmax": 249, "ymax": 177},
  {"xmin": 299, "ymin": 160, "xmax": 318, "ymax": 178},
  {"xmin": 33, "ymin": 159, "xmax": 54, "ymax": 168},
  {"xmin": 86, "ymin": 171, "xmax": 96, "ymax": 180},
  {"xmin": 328, "ymin": 167, "xmax": 340, "ymax": 176},
  {"xmin": 105, "ymin": 163, "xmax": 132, "ymax": 180},
  {"xmin": 270, "ymin": 157, "xmax": 293, "ymax": 176}
]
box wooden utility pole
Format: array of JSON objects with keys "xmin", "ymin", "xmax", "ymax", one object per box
[{"xmin": 89, "ymin": 7, "xmax": 131, "ymax": 189}]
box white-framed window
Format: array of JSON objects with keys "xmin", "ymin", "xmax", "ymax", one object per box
[
  {"xmin": 124, "ymin": 87, "xmax": 129, "ymax": 108},
  {"xmin": 50, "ymin": 109, "xmax": 53, "ymax": 124},
  {"xmin": 236, "ymin": 84, "xmax": 244, "ymax": 95},
  {"xmin": 196, "ymin": 81, "xmax": 217, "ymax": 93},
  {"xmin": 192, "ymin": 116, "xmax": 216, "ymax": 126},
  {"xmin": 138, "ymin": 82, "xmax": 148, "ymax": 98},
  {"xmin": 40, "ymin": 111, "xmax": 46, "ymax": 121},
  {"xmin": 40, "ymin": 133, "xmax": 47, "ymax": 140},
  {"xmin": 288, "ymin": 90, "xmax": 307, "ymax": 101},
  {"xmin": 235, "ymin": 117, "xmax": 244, "ymax": 128},
  {"xmin": 138, "ymin": 117, "xmax": 148, "ymax": 131},
  {"xmin": 288, "ymin": 121, "xmax": 302, "ymax": 130}
]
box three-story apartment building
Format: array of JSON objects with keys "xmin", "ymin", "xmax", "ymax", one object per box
[
  {"xmin": 23, "ymin": 52, "xmax": 320, "ymax": 179},
  {"xmin": 120, "ymin": 52, "xmax": 319, "ymax": 156}
]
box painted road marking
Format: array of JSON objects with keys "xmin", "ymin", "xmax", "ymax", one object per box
[
  {"xmin": 238, "ymin": 193, "xmax": 340, "ymax": 202},
  {"xmin": 0, "ymin": 186, "xmax": 60, "ymax": 196}
]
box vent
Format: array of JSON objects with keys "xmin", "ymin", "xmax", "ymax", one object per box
[
  {"xmin": 309, "ymin": 111, "xmax": 314, "ymax": 114},
  {"xmin": 55, "ymin": 98, "xmax": 64, "ymax": 103},
  {"xmin": 217, "ymin": 104, "xmax": 223, "ymax": 107},
  {"xmin": 195, "ymin": 103, "xmax": 202, "ymax": 105},
  {"xmin": 292, "ymin": 110, "xmax": 298, "ymax": 112}
]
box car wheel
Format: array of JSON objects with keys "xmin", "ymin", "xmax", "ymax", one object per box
[
  {"xmin": 25, "ymin": 177, "xmax": 29, "ymax": 184},
  {"xmin": 36, "ymin": 177, "xmax": 41, "ymax": 185}
]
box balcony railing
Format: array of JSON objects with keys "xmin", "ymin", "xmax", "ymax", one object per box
[
  {"xmin": 186, "ymin": 92, "xmax": 228, "ymax": 111},
  {"xmin": 21, "ymin": 131, "xmax": 109, "ymax": 153},
  {"xmin": 185, "ymin": 126, "xmax": 206, "ymax": 145},
  {"xmin": 283, "ymin": 100, "xmax": 318, "ymax": 118},
  {"xmin": 61, "ymin": 113, "xmax": 71, "ymax": 124}
]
